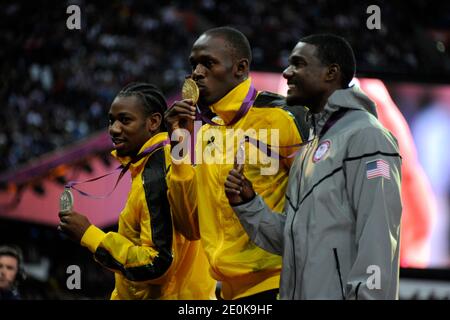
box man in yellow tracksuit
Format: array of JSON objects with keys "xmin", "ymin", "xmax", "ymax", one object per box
[
  {"xmin": 165, "ymin": 27, "xmax": 309, "ymax": 299},
  {"xmin": 58, "ymin": 83, "xmax": 216, "ymax": 299}
]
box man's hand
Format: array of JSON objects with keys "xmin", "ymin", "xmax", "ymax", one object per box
[
  {"xmin": 225, "ymin": 157, "xmax": 255, "ymax": 206},
  {"xmin": 164, "ymin": 99, "xmax": 196, "ymax": 135},
  {"xmin": 58, "ymin": 210, "xmax": 91, "ymax": 243}
]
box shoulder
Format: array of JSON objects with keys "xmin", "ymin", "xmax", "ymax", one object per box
[
  {"xmin": 346, "ymin": 113, "xmax": 400, "ymax": 155},
  {"xmin": 253, "ymin": 91, "xmax": 286, "ymax": 108},
  {"xmin": 252, "ymin": 91, "xmax": 307, "ymax": 122},
  {"xmin": 142, "ymin": 148, "xmax": 169, "ymax": 187}
]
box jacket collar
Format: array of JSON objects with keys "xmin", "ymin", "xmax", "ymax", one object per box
[
  {"xmin": 312, "ymin": 85, "xmax": 377, "ymax": 136},
  {"xmin": 111, "ymin": 132, "xmax": 169, "ymax": 174},
  {"xmin": 209, "ymin": 78, "xmax": 252, "ymax": 124}
]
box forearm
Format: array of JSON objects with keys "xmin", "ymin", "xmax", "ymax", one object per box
[
  {"xmin": 167, "ymin": 163, "xmax": 200, "ymax": 240},
  {"xmin": 81, "ymin": 226, "xmax": 172, "ymax": 283},
  {"xmin": 232, "ymin": 195, "xmax": 285, "ymax": 255}
]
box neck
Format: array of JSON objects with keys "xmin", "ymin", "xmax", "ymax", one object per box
[
  {"xmin": 311, "ymin": 85, "xmax": 342, "ymax": 113},
  {"xmin": 209, "ymin": 78, "xmax": 252, "ymax": 124}
]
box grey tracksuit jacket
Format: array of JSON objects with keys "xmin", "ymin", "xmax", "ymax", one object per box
[{"xmin": 233, "ymin": 86, "xmax": 402, "ymax": 299}]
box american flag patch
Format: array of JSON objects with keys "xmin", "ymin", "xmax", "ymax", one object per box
[{"xmin": 366, "ymin": 159, "xmax": 390, "ymax": 180}]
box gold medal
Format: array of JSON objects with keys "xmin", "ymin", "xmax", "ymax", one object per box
[
  {"xmin": 59, "ymin": 187, "xmax": 74, "ymax": 213},
  {"xmin": 182, "ymin": 78, "xmax": 199, "ymax": 105}
]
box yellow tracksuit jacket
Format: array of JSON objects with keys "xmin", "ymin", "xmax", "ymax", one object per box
[
  {"xmin": 168, "ymin": 78, "xmax": 306, "ymax": 299},
  {"xmin": 81, "ymin": 132, "xmax": 216, "ymax": 300}
]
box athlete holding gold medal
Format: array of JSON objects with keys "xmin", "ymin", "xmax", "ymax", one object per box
[{"xmin": 165, "ymin": 26, "xmax": 309, "ymax": 300}]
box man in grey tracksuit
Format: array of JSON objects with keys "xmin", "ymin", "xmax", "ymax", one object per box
[{"xmin": 224, "ymin": 34, "xmax": 402, "ymax": 299}]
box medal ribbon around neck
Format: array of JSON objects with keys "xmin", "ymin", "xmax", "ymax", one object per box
[
  {"xmin": 238, "ymin": 136, "xmax": 310, "ymax": 161},
  {"xmin": 196, "ymin": 83, "xmax": 257, "ymax": 126},
  {"xmin": 237, "ymin": 109, "xmax": 347, "ymax": 160},
  {"xmin": 183, "ymin": 79, "xmax": 317, "ymax": 161},
  {"xmin": 65, "ymin": 138, "xmax": 170, "ymax": 199}
]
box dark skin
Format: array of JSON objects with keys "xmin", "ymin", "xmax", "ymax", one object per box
[
  {"xmin": 164, "ymin": 34, "xmax": 249, "ymax": 152},
  {"xmin": 283, "ymin": 42, "xmax": 342, "ymax": 113},
  {"xmin": 58, "ymin": 96, "xmax": 162, "ymax": 242},
  {"xmin": 225, "ymin": 42, "xmax": 343, "ymax": 205},
  {"xmin": 224, "ymin": 158, "xmax": 255, "ymax": 205}
]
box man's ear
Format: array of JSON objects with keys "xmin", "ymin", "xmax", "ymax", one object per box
[
  {"xmin": 235, "ymin": 58, "xmax": 249, "ymax": 79},
  {"xmin": 325, "ymin": 63, "xmax": 340, "ymax": 83},
  {"xmin": 147, "ymin": 112, "xmax": 162, "ymax": 133}
]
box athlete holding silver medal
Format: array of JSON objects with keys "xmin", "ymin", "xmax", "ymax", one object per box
[
  {"xmin": 57, "ymin": 82, "xmax": 215, "ymax": 300},
  {"xmin": 59, "ymin": 187, "xmax": 73, "ymax": 213}
]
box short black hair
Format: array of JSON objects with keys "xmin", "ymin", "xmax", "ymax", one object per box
[
  {"xmin": 0, "ymin": 245, "xmax": 23, "ymax": 264},
  {"xmin": 117, "ymin": 82, "xmax": 168, "ymax": 131},
  {"xmin": 300, "ymin": 34, "xmax": 356, "ymax": 88},
  {"xmin": 204, "ymin": 26, "xmax": 252, "ymax": 64}
]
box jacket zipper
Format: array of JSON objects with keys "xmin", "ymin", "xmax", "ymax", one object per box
[
  {"xmin": 333, "ymin": 248, "xmax": 346, "ymax": 300},
  {"xmin": 211, "ymin": 226, "xmax": 224, "ymax": 276},
  {"xmin": 211, "ymin": 161, "xmax": 226, "ymax": 281},
  {"xmin": 289, "ymin": 139, "xmax": 315, "ymax": 299}
]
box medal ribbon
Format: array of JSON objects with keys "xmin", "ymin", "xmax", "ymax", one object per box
[
  {"xmin": 240, "ymin": 136, "xmax": 310, "ymax": 160},
  {"xmin": 65, "ymin": 138, "xmax": 170, "ymax": 199},
  {"xmin": 196, "ymin": 83, "xmax": 257, "ymax": 126},
  {"xmin": 238, "ymin": 108, "xmax": 348, "ymax": 160}
]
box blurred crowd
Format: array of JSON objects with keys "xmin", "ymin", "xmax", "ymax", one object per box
[
  {"xmin": 1, "ymin": 0, "xmax": 450, "ymax": 174},
  {"xmin": 0, "ymin": 218, "xmax": 114, "ymax": 299}
]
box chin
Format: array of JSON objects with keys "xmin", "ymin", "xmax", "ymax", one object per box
[
  {"xmin": 115, "ymin": 149, "xmax": 128, "ymax": 157},
  {"xmin": 199, "ymin": 95, "xmax": 214, "ymax": 108},
  {"xmin": 286, "ymin": 95, "xmax": 304, "ymax": 106}
]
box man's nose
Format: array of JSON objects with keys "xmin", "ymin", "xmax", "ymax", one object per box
[
  {"xmin": 192, "ymin": 64, "xmax": 206, "ymax": 81},
  {"xmin": 282, "ymin": 66, "xmax": 292, "ymax": 79},
  {"xmin": 109, "ymin": 121, "xmax": 121, "ymax": 136}
]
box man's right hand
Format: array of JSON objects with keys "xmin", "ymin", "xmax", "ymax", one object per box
[
  {"xmin": 225, "ymin": 157, "xmax": 256, "ymax": 206},
  {"xmin": 58, "ymin": 210, "xmax": 91, "ymax": 243},
  {"xmin": 164, "ymin": 99, "xmax": 196, "ymax": 135}
]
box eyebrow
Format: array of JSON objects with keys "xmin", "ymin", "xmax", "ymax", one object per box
[
  {"xmin": 109, "ymin": 111, "xmax": 134, "ymax": 118},
  {"xmin": 289, "ymin": 55, "xmax": 307, "ymax": 64},
  {"xmin": 190, "ymin": 53, "xmax": 218, "ymax": 63}
]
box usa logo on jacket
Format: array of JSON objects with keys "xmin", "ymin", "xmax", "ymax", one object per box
[
  {"xmin": 313, "ymin": 140, "xmax": 331, "ymax": 162},
  {"xmin": 366, "ymin": 159, "xmax": 391, "ymax": 180}
]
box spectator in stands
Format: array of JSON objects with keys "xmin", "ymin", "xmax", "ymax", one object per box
[
  {"xmin": 2, "ymin": 1, "xmax": 449, "ymax": 174},
  {"xmin": 0, "ymin": 245, "xmax": 25, "ymax": 300}
]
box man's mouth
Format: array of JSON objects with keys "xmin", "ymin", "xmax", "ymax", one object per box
[
  {"xmin": 112, "ymin": 138, "xmax": 126, "ymax": 149},
  {"xmin": 196, "ymin": 82, "xmax": 207, "ymax": 91},
  {"xmin": 287, "ymin": 84, "xmax": 297, "ymax": 95}
]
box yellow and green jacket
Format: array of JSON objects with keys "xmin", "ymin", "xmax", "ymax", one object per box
[
  {"xmin": 81, "ymin": 132, "xmax": 216, "ymax": 300},
  {"xmin": 168, "ymin": 78, "xmax": 309, "ymax": 299}
]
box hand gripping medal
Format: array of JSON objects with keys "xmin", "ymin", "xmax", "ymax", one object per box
[
  {"xmin": 182, "ymin": 78, "xmax": 199, "ymax": 105},
  {"xmin": 60, "ymin": 187, "xmax": 74, "ymax": 213}
]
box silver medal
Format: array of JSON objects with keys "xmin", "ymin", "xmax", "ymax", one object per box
[{"xmin": 60, "ymin": 187, "xmax": 74, "ymax": 212}]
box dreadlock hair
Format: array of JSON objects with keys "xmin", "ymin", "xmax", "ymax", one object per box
[{"xmin": 117, "ymin": 82, "xmax": 168, "ymax": 131}]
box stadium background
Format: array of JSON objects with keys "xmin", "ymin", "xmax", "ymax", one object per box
[{"xmin": 1, "ymin": 0, "xmax": 450, "ymax": 299}]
